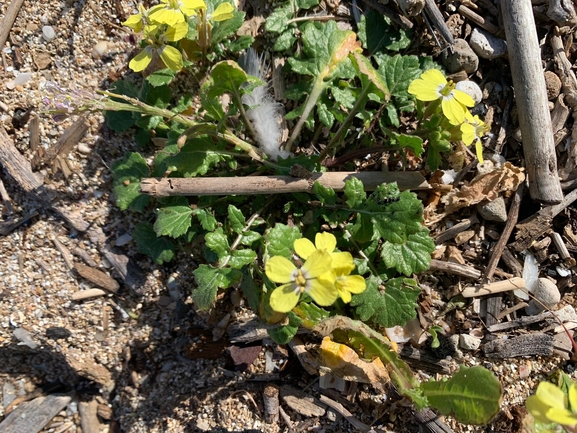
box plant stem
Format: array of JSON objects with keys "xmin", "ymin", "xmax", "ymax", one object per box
[
  {"xmin": 318, "ymin": 85, "xmax": 373, "ymax": 161},
  {"xmin": 285, "ymin": 76, "xmax": 327, "ymax": 152}
]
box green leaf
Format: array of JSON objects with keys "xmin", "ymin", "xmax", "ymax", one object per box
[
  {"xmin": 274, "ymin": 30, "xmax": 297, "ymax": 51},
  {"xmin": 351, "ymin": 51, "xmax": 389, "ymax": 101},
  {"xmin": 421, "ymin": 366, "xmax": 503, "ymax": 425},
  {"xmin": 111, "ymin": 152, "xmax": 150, "ymax": 212},
  {"xmin": 241, "ymin": 268, "xmax": 261, "ymax": 311},
  {"xmin": 267, "ymin": 311, "xmax": 302, "ymax": 344},
  {"xmin": 132, "ymin": 222, "xmax": 175, "ymax": 264},
  {"xmin": 344, "ymin": 178, "xmax": 366, "ymax": 208},
  {"xmin": 192, "ymin": 264, "xmax": 242, "ymax": 310},
  {"xmin": 163, "ymin": 136, "xmax": 225, "ymax": 177},
  {"xmin": 312, "ymin": 181, "xmax": 337, "ymax": 205},
  {"xmin": 193, "ymin": 208, "xmax": 217, "ymax": 231},
  {"xmin": 351, "ymin": 276, "xmax": 421, "ymax": 327},
  {"xmin": 200, "ymin": 80, "xmax": 226, "ymax": 121},
  {"xmin": 390, "ymin": 132, "xmax": 424, "ymax": 156},
  {"xmin": 228, "ymin": 35, "xmax": 254, "ymax": 53},
  {"xmin": 205, "ymin": 227, "xmax": 230, "ymax": 259},
  {"xmin": 208, "ymin": 60, "xmax": 250, "ymax": 98},
  {"xmin": 229, "ymin": 249, "xmax": 257, "ymax": 269},
  {"xmin": 106, "ymin": 110, "xmax": 137, "ymax": 132},
  {"xmin": 293, "ymin": 302, "xmax": 330, "ymax": 329},
  {"xmin": 228, "ymin": 205, "xmax": 246, "ymax": 234},
  {"xmin": 331, "ymin": 86, "xmax": 356, "ymax": 110},
  {"xmin": 146, "ymin": 68, "xmax": 176, "ymax": 87},
  {"xmin": 357, "ymin": 11, "xmax": 411, "ymax": 54},
  {"xmin": 381, "ymin": 230, "xmax": 434, "ymax": 275},
  {"xmin": 141, "ymin": 82, "xmax": 171, "ymax": 109},
  {"xmin": 266, "ymin": 4, "xmax": 293, "ymax": 33},
  {"xmin": 266, "ymin": 223, "xmax": 301, "ymax": 259},
  {"xmin": 211, "ymin": 7, "xmax": 245, "ymax": 43},
  {"xmin": 297, "ymin": 0, "xmax": 319, "ymax": 8},
  {"xmin": 374, "ymin": 54, "xmax": 421, "ymax": 100},
  {"xmin": 153, "ymin": 205, "xmax": 193, "ymax": 238}
]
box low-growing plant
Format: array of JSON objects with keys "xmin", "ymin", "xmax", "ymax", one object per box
[{"xmin": 41, "ymin": 0, "xmax": 501, "ymax": 426}]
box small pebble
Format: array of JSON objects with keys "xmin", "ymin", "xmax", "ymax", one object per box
[
  {"xmin": 115, "ymin": 233, "xmax": 132, "ymax": 247},
  {"xmin": 477, "ymin": 196, "xmax": 507, "ymax": 222},
  {"xmin": 455, "ymin": 80, "xmax": 483, "ymax": 104},
  {"xmin": 459, "ymin": 334, "xmax": 482, "ymax": 351},
  {"xmin": 5, "ymin": 81, "xmax": 15, "ymax": 90},
  {"xmin": 42, "ymin": 25, "xmax": 56, "ymax": 42},
  {"xmin": 544, "ymin": 71, "xmax": 562, "ymax": 100},
  {"xmin": 469, "ymin": 28, "xmax": 507, "ymax": 59},
  {"xmin": 77, "ymin": 142, "xmax": 92, "ymax": 154},
  {"xmin": 14, "ymin": 72, "xmax": 32, "ymax": 86},
  {"xmin": 13, "ymin": 327, "xmax": 38, "ymax": 349},
  {"xmin": 92, "ymin": 41, "xmax": 110, "ymax": 59},
  {"xmin": 442, "ymin": 38, "xmax": 479, "ymax": 74},
  {"xmin": 525, "ymin": 278, "xmax": 560, "ymax": 314},
  {"xmin": 26, "ymin": 23, "xmax": 38, "ymax": 32}
]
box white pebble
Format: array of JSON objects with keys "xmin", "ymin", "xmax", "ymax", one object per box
[
  {"xmin": 77, "ymin": 142, "xmax": 92, "ymax": 154},
  {"xmin": 469, "ymin": 28, "xmax": 507, "ymax": 59},
  {"xmin": 14, "ymin": 72, "xmax": 32, "ymax": 86},
  {"xmin": 459, "ymin": 334, "xmax": 481, "ymax": 350},
  {"xmin": 525, "ymin": 278, "xmax": 560, "ymax": 315},
  {"xmin": 42, "ymin": 26, "xmax": 56, "ymax": 42},
  {"xmin": 115, "ymin": 233, "xmax": 132, "ymax": 247},
  {"xmin": 455, "ymin": 80, "xmax": 483, "ymax": 104},
  {"xmin": 5, "ymin": 81, "xmax": 15, "ymax": 90},
  {"xmin": 92, "ymin": 41, "xmax": 109, "ymax": 59}
]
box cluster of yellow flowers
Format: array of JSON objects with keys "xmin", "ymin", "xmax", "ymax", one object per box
[
  {"xmin": 527, "ymin": 381, "xmax": 577, "ymax": 428},
  {"xmin": 265, "ymin": 233, "xmax": 366, "ymax": 313},
  {"xmin": 408, "ymin": 69, "xmax": 490, "ymax": 163},
  {"xmin": 123, "ymin": 0, "xmax": 235, "ymax": 72}
]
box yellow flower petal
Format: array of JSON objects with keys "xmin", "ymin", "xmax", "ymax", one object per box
[
  {"xmin": 123, "ymin": 14, "xmax": 144, "ymax": 32},
  {"xmin": 159, "ymin": 44, "xmax": 183, "ymax": 71},
  {"xmin": 129, "ymin": 47, "xmax": 154, "ymax": 72},
  {"xmin": 453, "ymin": 89, "xmax": 475, "ymax": 108},
  {"xmin": 547, "ymin": 407, "xmax": 577, "ymax": 426},
  {"xmin": 211, "ymin": 2, "xmax": 235, "ymax": 21},
  {"xmin": 307, "ymin": 278, "xmax": 338, "ymax": 306},
  {"xmin": 475, "ymin": 140, "xmax": 484, "ymax": 164},
  {"xmin": 526, "ymin": 395, "xmax": 553, "ymax": 424},
  {"xmin": 441, "ymin": 96, "xmax": 467, "ymax": 125},
  {"xmin": 149, "ymin": 7, "xmax": 184, "ymax": 25},
  {"xmin": 569, "ymin": 383, "xmax": 577, "ymax": 412},
  {"xmin": 294, "ymin": 238, "xmax": 316, "ymax": 260},
  {"xmin": 270, "ymin": 283, "xmax": 300, "ymax": 313},
  {"xmin": 302, "ymin": 250, "xmax": 332, "ymax": 279},
  {"xmin": 315, "ymin": 232, "xmax": 337, "ymax": 252},
  {"xmin": 164, "ymin": 21, "xmax": 188, "ymax": 41},
  {"xmin": 180, "ymin": 0, "xmax": 206, "ymax": 14},
  {"xmin": 339, "ymin": 275, "xmax": 366, "ymax": 294},
  {"xmin": 460, "ymin": 123, "xmax": 476, "ymax": 146},
  {"xmin": 331, "ymin": 251, "xmax": 355, "ymax": 274},
  {"xmin": 266, "ymin": 256, "xmax": 297, "ymax": 284},
  {"xmin": 408, "ymin": 69, "xmax": 446, "ymax": 101},
  {"xmin": 338, "ymin": 287, "xmax": 352, "ymax": 303},
  {"xmin": 536, "ymin": 382, "xmax": 567, "ymax": 410}
]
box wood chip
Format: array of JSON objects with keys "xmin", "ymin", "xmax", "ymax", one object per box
[
  {"xmin": 280, "ymin": 385, "xmax": 326, "ymax": 417},
  {"xmin": 71, "ymin": 288, "xmax": 107, "ymax": 301},
  {"xmin": 74, "ymin": 263, "xmax": 120, "ymax": 293},
  {"xmin": 263, "ymin": 385, "xmax": 280, "ymax": 424},
  {"xmin": 79, "ymin": 399, "xmax": 101, "ymax": 433},
  {"xmin": 0, "ymin": 393, "xmax": 73, "ymax": 433},
  {"xmin": 483, "ymin": 334, "xmax": 554, "ymax": 358}
]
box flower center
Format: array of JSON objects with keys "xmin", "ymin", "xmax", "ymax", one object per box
[
  {"xmin": 295, "ymin": 270, "xmax": 308, "ymax": 293},
  {"xmin": 439, "ymin": 81, "xmax": 455, "ymax": 97}
]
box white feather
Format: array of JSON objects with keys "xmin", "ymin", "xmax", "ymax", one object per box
[{"xmin": 239, "ymin": 49, "xmax": 291, "ymax": 161}]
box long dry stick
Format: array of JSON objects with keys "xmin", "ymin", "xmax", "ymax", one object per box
[
  {"xmin": 501, "ymin": 0, "xmax": 563, "ymax": 203},
  {"xmin": 0, "ymin": 0, "xmax": 26, "ymax": 52}
]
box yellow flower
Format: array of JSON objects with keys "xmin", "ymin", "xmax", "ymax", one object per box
[
  {"xmin": 334, "ymin": 268, "xmax": 366, "ymax": 303},
  {"xmin": 149, "ymin": 0, "xmax": 206, "ymax": 26},
  {"xmin": 266, "ymin": 250, "xmax": 338, "ymax": 313},
  {"xmin": 129, "ymin": 23, "xmax": 188, "ymax": 72},
  {"xmin": 526, "ymin": 382, "xmax": 577, "ymax": 426},
  {"xmin": 122, "ymin": 3, "xmax": 150, "ymax": 33},
  {"xmin": 294, "ymin": 232, "xmax": 366, "ymax": 303},
  {"xmin": 209, "ymin": 2, "xmax": 235, "ymax": 21},
  {"xmin": 408, "ymin": 69, "xmax": 474, "ymax": 125},
  {"xmin": 294, "ymin": 232, "xmax": 355, "ymax": 273},
  {"xmin": 460, "ymin": 111, "xmax": 490, "ymax": 164}
]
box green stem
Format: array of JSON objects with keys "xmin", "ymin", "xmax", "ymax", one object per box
[
  {"xmin": 318, "ymin": 85, "xmax": 373, "ymax": 161},
  {"xmin": 285, "ymin": 75, "xmax": 327, "ymax": 152}
]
